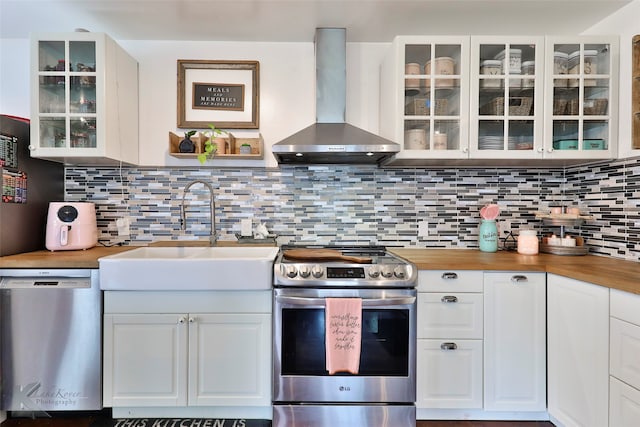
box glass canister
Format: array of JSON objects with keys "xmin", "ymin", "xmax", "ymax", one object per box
[
  {"xmin": 479, "ymin": 220, "xmax": 498, "ymax": 252},
  {"xmin": 517, "ymin": 229, "xmax": 539, "ymax": 255}
]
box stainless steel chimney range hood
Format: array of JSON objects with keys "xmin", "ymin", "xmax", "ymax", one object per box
[{"xmin": 272, "ymin": 28, "xmax": 400, "ymax": 165}]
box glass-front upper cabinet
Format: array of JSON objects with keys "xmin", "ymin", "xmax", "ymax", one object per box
[
  {"xmin": 379, "ymin": 36, "xmax": 470, "ymax": 165},
  {"xmin": 469, "ymin": 37, "xmax": 545, "ymax": 159},
  {"xmin": 30, "ymin": 32, "xmax": 139, "ymax": 165},
  {"xmin": 544, "ymin": 36, "xmax": 618, "ymax": 160}
]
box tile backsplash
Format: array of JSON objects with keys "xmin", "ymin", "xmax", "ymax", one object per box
[{"xmin": 66, "ymin": 157, "xmax": 640, "ymax": 261}]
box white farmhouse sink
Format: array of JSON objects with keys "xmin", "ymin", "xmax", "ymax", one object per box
[{"xmin": 99, "ymin": 246, "xmax": 279, "ymax": 290}]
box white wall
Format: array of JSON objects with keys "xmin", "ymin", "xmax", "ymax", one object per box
[{"xmin": 0, "ymin": 38, "xmax": 30, "ymax": 119}]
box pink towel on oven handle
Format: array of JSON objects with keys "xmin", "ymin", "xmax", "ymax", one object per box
[{"xmin": 325, "ymin": 297, "xmax": 362, "ymax": 375}]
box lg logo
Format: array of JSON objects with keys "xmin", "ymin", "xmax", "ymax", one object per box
[{"xmin": 339, "ymin": 386, "xmax": 351, "ymax": 392}]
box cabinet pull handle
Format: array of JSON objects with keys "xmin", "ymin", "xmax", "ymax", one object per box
[
  {"xmin": 511, "ymin": 275, "xmax": 528, "ymax": 283},
  {"xmin": 178, "ymin": 317, "xmax": 186, "ymax": 324},
  {"xmin": 441, "ymin": 272, "xmax": 458, "ymax": 280},
  {"xmin": 441, "ymin": 295, "xmax": 458, "ymax": 303},
  {"xmin": 440, "ymin": 342, "xmax": 458, "ymax": 351}
]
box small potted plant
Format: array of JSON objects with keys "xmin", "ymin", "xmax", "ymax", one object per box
[
  {"xmin": 197, "ymin": 124, "xmax": 227, "ymax": 164},
  {"xmin": 178, "ymin": 130, "xmax": 197, "ymax": 153}
]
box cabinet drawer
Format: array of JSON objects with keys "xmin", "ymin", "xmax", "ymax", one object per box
[
  {"xmin": 416, "ymin": 339, "xmax": 483, "ymax": 409},
  {"xmin": 610, "ymin": 376, "xmax": 640, "ymax": 427},
  {"xmin": 418, "ymin": 293, "xmax": 483, "ymax": 339},
  {"xmin": 418, "ymin": 270, "xmax": 484, "ymax": 293},
  {"xmin": 611, "ymin": 317, "xmax": 640, "ymax": 390},
  {"xmin": 611, "ymin": 289, "xmax": 640, "ymax": 327}
]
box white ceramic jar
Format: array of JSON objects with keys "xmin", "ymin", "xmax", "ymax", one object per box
[{"xmin": 517, "ymin": 229, "xmax": 539, "ymax": 255}]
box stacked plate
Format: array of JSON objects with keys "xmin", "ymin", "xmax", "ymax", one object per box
[{"xmin": 478, "ymin": 136, "xmax": 533, "ymax": 150}]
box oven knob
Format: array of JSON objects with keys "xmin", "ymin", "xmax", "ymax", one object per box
[
  {"xmin": 368, "ymin": 266, "xmax": 380, "ymax": 278},
  {"xmin": 311, "ymin": 265, "xmax": 324, "ymax": 278},
  {"xmin": 394, "ymin": 266, "xmax": 406, "ymax": 279},
  {"xmin": 299, "ymin": 265, "xmax": 311, "ymax": 278},
  {"xmin": 380, "ymin": 266, "xmax": 393, "ymax": 278},
  {"xmin": 285, "ymin": 265, "xmax": 298, "ymax": 278}
]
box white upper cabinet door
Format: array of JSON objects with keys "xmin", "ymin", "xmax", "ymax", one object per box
[
  {"xmin": 30, "ymin": 32, "xmax": 139, "ymax": 166},
  {"xmin": 380, "ymin": 36, "xmax": 471, "ymax": 165},
  {"xmin": 469, "ymin": 36, "xmax": 545, "ymax": 160},
  {"xmin": 544, "ymin": 36, "xmax": 619, "ymax": 161}
]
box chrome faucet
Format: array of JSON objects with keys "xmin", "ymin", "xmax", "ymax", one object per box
[{"xmin": 180, "ymin": 180, "xmax": 217, "ymax": 245}]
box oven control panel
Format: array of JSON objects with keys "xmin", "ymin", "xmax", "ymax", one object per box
[{"xmin": 276, "ymin": 262, "xmax": 416, "ymax": 287}]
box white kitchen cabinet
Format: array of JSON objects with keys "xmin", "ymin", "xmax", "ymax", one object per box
[
  {"xmin": 103, "ymin": 314, "xmax": 188, "ymax": 407},
  {"xmin": 417, "ymin": 339, "xmax": 483, "ymax": 409},
  {"xmin": 30, "ymin": 32, "xmax": 138, "ymax": 165},
  {"xmin": 483, "ymin": 272, "xmax": 546, "ymax": 412},
  {"xmin": 610, "ymin": 377, "xmax": 640, "ymax": 427},
  {"xmin": 416, "ymin": 270, "xmax": 483, "ymax": 410},
  {"xmin": 543, "ymin": 36, "xmax": 619, "ymax": 161},
  {"xmin": 103, "ymin": 291, "xmax": 271, "ymax": 418},
  {"xmin": 469, "ymin": 37, "xmax": 545, "ymax": 160},
  {"xmin": 547, "ymin": 274, "xmax": 609, "ymax": 427},
  {"xmin": 188, "ymin": 313, "xmax": 271, "ymax": 407},
  {"xmin": 379, "ymin": 36, "xmax": 471, "ymax": 165},
  {"xmin": 609, "ymin": 289, "xmax": 640, "ymax": 427}
]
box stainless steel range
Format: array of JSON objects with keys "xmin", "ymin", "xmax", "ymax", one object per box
[{"xmin": 272, "ymin": 245, "xmax": 418, "ymax": 427}]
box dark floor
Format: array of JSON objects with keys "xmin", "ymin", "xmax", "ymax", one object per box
[{"xmin": 0, "ymin": 410, "xmax": 556, "ymax": 427}]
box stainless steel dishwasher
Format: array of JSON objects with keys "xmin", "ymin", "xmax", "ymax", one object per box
[{"xmin": 0, "ymin": 269, "xmax": 102, "ymax": 412}]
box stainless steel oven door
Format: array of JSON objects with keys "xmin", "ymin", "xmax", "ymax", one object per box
[{"xmin": 273, "ymin": 287, "xmax": 416, "ymax": 403}]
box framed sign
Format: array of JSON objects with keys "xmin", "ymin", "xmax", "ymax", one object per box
[{"xmin": 177, "ymin": 60, "xmax": 260, "ymax": 129}]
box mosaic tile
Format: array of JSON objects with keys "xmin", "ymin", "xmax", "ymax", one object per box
[{"xmin": 65, "ymin": 158, "xmax": 639, "ymax": 261}]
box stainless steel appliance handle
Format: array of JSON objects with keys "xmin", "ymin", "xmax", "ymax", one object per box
[{"xmin": 275, "ymin": 295, "xmax": 416, "ymax": 307}]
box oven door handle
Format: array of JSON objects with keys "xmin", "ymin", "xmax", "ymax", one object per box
[{"xmin": 275, "ymin": 295, "xmax": 416, "ymax": 307}]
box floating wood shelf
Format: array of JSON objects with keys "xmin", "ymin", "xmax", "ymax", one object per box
[{"xmin": 168, "ymin": 132, "xmax": 264, "ymax": 160}]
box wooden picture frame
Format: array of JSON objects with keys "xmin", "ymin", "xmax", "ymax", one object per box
[{"xmin": 177, "ymin": 60, "xmax": 260, "ymax": 129}]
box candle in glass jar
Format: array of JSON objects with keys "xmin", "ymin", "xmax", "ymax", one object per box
[{"xmin": 517, "ymin": 229, "xmax": 539, "ymax": 255}]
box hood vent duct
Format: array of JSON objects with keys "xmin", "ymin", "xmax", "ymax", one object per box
[{"xmin": 272, "ymin": 28, "xmax": 400, "ymax": 165}]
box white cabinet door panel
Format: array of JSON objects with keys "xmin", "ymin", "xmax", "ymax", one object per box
[
  {"xmin": 610, "ymin": 377, "xmax": 640, "ymax": 427},
  {"xmin": 547, "ymin": 274, "xmax": 609, "ymax": 427},
  {"xmin": 418, "ymin": 292, "xmax": 483, "ymax": 339},
  {"xmin": 484, "ymin": 272, "xmax": 546, "ymax": 412},
  {"xmin": 189, "ymin": 313, "xmax": 271, "ymax": 406},
  {"xmin": 416, "ymin": 339, "xmax": 483, "ymax": 409},
  {"xmin": 104, "ymin": 314, "xmax": 188, "ymax": 407},
  {"xmin": 611, "ymin": 317, "xmax": 640, "ymax": 391}
]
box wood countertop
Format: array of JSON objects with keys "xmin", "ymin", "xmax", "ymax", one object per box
[
  {"xmin": 390, "ymin": 248, "xmax": 640, "ymax": 295},
  {"xmin": 0, "ymin": 240, "xmax": 276, "ymax": 269},
  {"xmin": 1, "ymin": 245, "xmax": 637, "ymax": 295}
]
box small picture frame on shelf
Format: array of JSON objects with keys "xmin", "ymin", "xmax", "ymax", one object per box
[{"xmin": 177, "ymin": 60, "xmax": 260, "ymax": 129}]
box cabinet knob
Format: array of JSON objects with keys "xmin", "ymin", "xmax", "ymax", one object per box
[
  {"xmin": 441, "ymin": 272, "xmax": 458, "ymax": 280},
  {"xmin": 462, "ymin": 147, "xmax": 469, "ymax": 153},
  {"xmin": 547, "ymin": 147, "xmax": 554, "ymax": 153},
  {"xmin": 537, "ymin": 147, "xmax": 544, "ymax": 153},
  {"xmin": 178, "ymin": 317, "xmax": 186, "ymax": 324},
  {"xmin": 511, "ymin": 275, "xmax": 528, "ymax": 283},
  {"xmin": 188, "ymin": 317, "xmax": 195, "ymax": 323},
  {"xmin": 440, "ymin": 342, "xmax": 458, "ymax": 351},
  {"xmin": 441, "ymin": 295, "xmax": 458, "ymax": 303}
]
